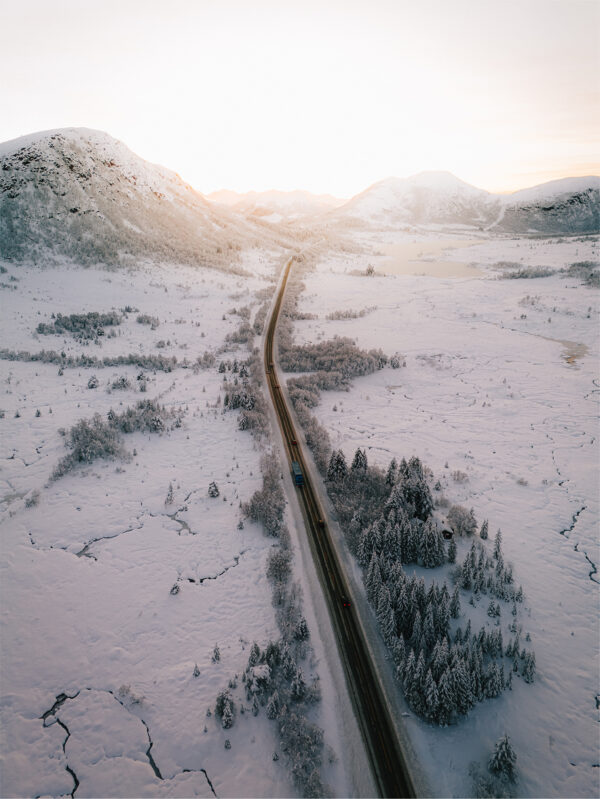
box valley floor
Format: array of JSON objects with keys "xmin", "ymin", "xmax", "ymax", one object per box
[
  {"xmin": 0, "ymin": 253, "xmax": 353, "ymax": 798},
  {"xmin": 291, "ymin": 233, "xmax": 599, "ymax": 798}
]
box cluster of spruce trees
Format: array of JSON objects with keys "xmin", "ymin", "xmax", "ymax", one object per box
[
  {"xmin": 326, "ymin": 448, "xmax": 535, "ymax": 725},
  {"xmin": 36, "ymin": 310, "xmax": 122, "ymax": 340},
  {"xmin": 220, "ymin": 352, "xmax": 270, "ymax": 439}
]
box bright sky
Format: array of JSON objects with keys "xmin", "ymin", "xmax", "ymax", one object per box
[{"xmin": 1, "ymin": 0, "xmax": 598, "ymax": 196}]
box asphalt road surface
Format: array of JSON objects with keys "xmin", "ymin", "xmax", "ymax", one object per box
[{"xmin": 264, "ymin": 255, "xmax": 416, "ymax": 799}]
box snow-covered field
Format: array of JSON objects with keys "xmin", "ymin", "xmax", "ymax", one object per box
[
  {"xmin": 0, "ymin": 254, "xmax": 352, "ymax": 798},
  {"xmin": 292, "ymin": 233, "xmax": 599, "ymax": 798}
]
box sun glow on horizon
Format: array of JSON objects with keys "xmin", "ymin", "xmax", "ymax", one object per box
[{"xmin": 1, "ymin": 0, "xmax": 598, "ymax": 197}]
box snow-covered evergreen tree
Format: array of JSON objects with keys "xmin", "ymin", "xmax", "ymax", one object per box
[
  {"xmin": 327, "ymin": 449, "xmax": 348, "ymax": 482},
  {"xmin": 494, "ymin": 528, "xmax": 503, "ymax": 559},
  {"xmin": 522, "ymin": 651, "xmax": 536, "ymax": 683},
  {"xmin": 460, "ymin": 557, "xmax": 473, "ymax": 590},
  {"xmin": 366, "ymin": 550, "xmax": 382, "ymax": 605},
  {"xmin": 222, "ymin": 701, "xmax": 234, "ymax": 729},
  {"xmin": 489, "ymin": 734, "xmax": 517, "ymax": 782},
  {"xmin": 485, "ymin": 662, "xmax": 503, "ymax": 698},
  {"xmin": 423, "ymin": 605, "xmax": 436, "ymax": 650},
  {"xmin": 423, "ymin": 669, "xmax": 439, "ymax": 722},
  {"xmin": 447, "ymin": 536, "xmax": 457, "ymax": 563},
  {"xmin": 208, "ymin": 480, "xmax": 220, "ymax": 498},
  {"xmin": 453, "ymin": 659, "xmax": 475, "ymax": 715},
  {"xmin": 290, "ymin": 668, "xmax": 306, "ymax": 701},
  {"xmin": 248, "ymin": 641, "xmax": 261, "ymax": 667},
  {"xmin": 351, "ymin": 447, "xmax": 368, "ymax": 473},
  {"xmin": 266, "ymin": 690, "xmax": 280, "ymax": 720},
  {"xmin": 437, "ymin": 668, "xmax": 455, "ymax": 725},
  {"xmin": 392, "ymin": 634, "xmax": 406, "ymax": 672},
  {"xmin": 386, "ymin": 457, "xmax": 399, "ymax": 486},
  {"xmin": 480, "ymin": 519, "xmax": 489, "ymax": 540}
]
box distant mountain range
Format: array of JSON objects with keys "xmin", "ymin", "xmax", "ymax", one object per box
[
  {"xmin": 207, "ymin": 188, "xmax": 345, "ymax": 221},
  {"xmin": 330, "ymin": 171, "xmax": 599, "ymax": 234},
  {"xmin": 0, "ymin": 129, "xmax": 597, "ymax": 268}
]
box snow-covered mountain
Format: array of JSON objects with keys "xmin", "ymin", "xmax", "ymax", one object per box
[
  {"xmin": 208, "ymin": 188, "xmax": 345, "ymax": 221},
  {"xmin": 0, "ymin": 128, "xmax": 270, "ymax": 270},
  {"xmin": 331, "ymin": 171, "xmax": 599, "ymax": 234},
  {"xmin": 333, "ymin": 171, "xmax": 499, "ymax": 229},
  {"xmin": 498, "ymin": 176, "xmax": 600, "ymax": 235}
]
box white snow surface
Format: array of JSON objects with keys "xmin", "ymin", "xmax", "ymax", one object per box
[
  {"xmin": 291, "ymin": 232, "xmax": 599, "ymax": 798},
  {"xmin": 0, "ymin": 256, "xmax": 352, "ymax": 798}
]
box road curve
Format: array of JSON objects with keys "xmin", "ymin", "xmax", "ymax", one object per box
[{"xmin": 264, "ymin": 255, "xmax": 417, "ymax": 799}]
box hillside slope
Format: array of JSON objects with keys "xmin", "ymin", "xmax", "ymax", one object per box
[
  {"xmin": 498, "ymin": 176, "xmax": 600, "ymax": 235},
  {"xmin": 0, "ymin": 128, "xmax": 269, "ymax": 271}
]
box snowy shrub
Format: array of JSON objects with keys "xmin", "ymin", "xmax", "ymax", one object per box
[
  {"xmin": 501, "ymin": 266, "xmax": 555, "ymax": 279},
  {"xmin": 0, "ymin": 349, "xmax": 179, "ymax": 372},
  {"xmin": 215, "ymin": 690, "xmax": 236, "ymax": 729},
  {"xmin": 136, "ymin": 313, "xmax": 160, "ymax": 329},
  {"xmin": 87, "ymin": 375, "xmax": 99, "ymax": 389},
  {"xmin": 389, "ymin": 353, "xmax": 406, "ymax": 369},
  {"xmin": 325, "ymin": 306, "xmax": 377, "ymax": 320},
  {"xmin": 278, "ymin": 710, "xmax": 325, "ymax": 797},
  {"xmin": 267, "ymin": 547, "xmax": 292, "ymax": 585},
  {"xmin": 242, "ymin": 452, "xmax": 286, "ymax": 537},
  {"xmin": 51, "ymin": 414, "xmax": 125, "ymax": 479},
  {"xmin": 25, "ymin": 489, "xmax": 40, "ymax": 508},
  {"xmin": 566, "ymin": 261, "xmax": 599, "ymax": 287},
  {"xmin": 111, "ymin": 375, "xmax": 131, "ymax": 390},
  {"xmin": 451, "ymin": 469, "xmax": 469, "ymax": 483},
  {"xmin": 447, "ymin": 504, "xmax": 478, "ymax": 536},
  {"xmin": 280, "ymin": 333, "xmax": 386, "ymax": 378},
  {"xmin": 51, "ymin": 401, "xmax": 183, "ymax": 480},
  {"xmin": 116, "ymin": 684, "xmax": 144, "ymax": 707},
  {"xmin": 36, "ymin": 311, "xmax": 121, "ymax": 341},
  {"xmin": 108, "ymin": 399, "xmax": 172, "ymax": 433},
  {"xmin": 253, "ymin": 300, "xmax": 270, "ymax": 334},
  {"xmin": 196, "ymin": 351, "xmax": 216, "ymax": 370},
  {"xmin": 208, "ymin": 481, "xmax": 220, "ymax": 498},
  {"xmin": 225, "ymin": 320, "xmax": 254, "ymax": 347}
]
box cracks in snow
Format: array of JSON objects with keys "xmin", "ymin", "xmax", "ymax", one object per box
[
  {"xmin": 537, "ymin": 423, "xmax": 598, "ymax": 584},
  {"xmin": 558, "ymin": 505, "xmax": 587, "ymax": 540},
  {"xmin": 40, "ymin": 690, "xmax": 81, "ymax": 721},
  {"xmin": 64, "ymin": 765, "xmax": 80, "ymax": 798},
  {"xmin": 181, "ymin": 548, "xmax": 251, "ymax": 586},
  {"xmin": 149, "ymin": 503, "xmax": 194, "ymax": 536},
  {"xmin": 39, "ymin": 687, "xmax": 218, "ymax": 795},
  {"xmin": 582, "ymin": 551, "xmax": 598, "ymax": 584},
  {"xmin": 183, "ymin": 768, "xmax": 218, "ymax": 798},
  {"xmin": 166, "ymin": 509, "xmax": 192, "ymax": 536},
  {"xmin": 558, "ymin": 505, "xmax": 598, "ymax": 584},
  {"xmin": 41, "ymin": 691, "xmax": 81, "ymax": 798},
  {"xmin": 75, "ymin": 519, "xmax": 145, "ymax": 558}
]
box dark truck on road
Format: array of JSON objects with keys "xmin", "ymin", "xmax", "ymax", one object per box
[{"xmin": 291, "ymin": 461, "xmax": 304, "ymax": 486}]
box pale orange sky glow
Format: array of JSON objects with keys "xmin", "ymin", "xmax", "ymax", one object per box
[{"xmin": 1, "ymin": 0, "xmax": 598, "ymax": 196}]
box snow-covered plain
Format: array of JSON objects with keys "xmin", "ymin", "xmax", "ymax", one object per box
[
  {"xmin": 291, "ymin": 233, "xmax": 599, "ymax": 798},
  {"xmin": 0, "ymin": 253, "xmax": 352, "ymax": 798}
]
